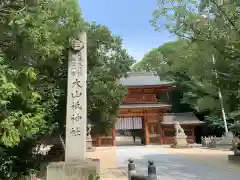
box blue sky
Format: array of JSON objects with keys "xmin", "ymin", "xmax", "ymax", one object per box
[{"xmin": 79, "ymin": 0, "xmax": 175, "ymax": 61}]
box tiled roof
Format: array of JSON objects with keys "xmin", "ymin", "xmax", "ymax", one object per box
[
  {"xmin": 119, "ymin": 103, "xmax": 170, "ymax": 109},
  {"xmin": 119, "ymin": 72, "xmax": 174, "ymax": 86},
  {"xmin": 162, "ymin": 112, "xmax": 204, "ymax": 125}
]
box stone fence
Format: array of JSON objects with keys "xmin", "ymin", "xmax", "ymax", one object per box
[
  {"xmin": 128, "ymin": 159, "xmax": 157, "ymax": 180},
  {"xmin": 201, "ymin": 135, "xmax": 232, "ymax": 149},
  {"xmin": 201, "ymin": 136, "xmax": 220, "ymax": 148}
]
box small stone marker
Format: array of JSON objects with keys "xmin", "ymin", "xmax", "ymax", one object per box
[{"xmin": 65, "ymin": 32, "xmax": 87, "ymax": 161}]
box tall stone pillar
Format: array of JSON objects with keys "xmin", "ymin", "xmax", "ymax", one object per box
[{"xmin": 47, "ymin": 32, "xmax": 99, "ymax": 180}]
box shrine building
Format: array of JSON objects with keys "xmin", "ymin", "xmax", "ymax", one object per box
[{"xmin": 94, "ymin": 72, "xmax": 203, "ymax": 146}]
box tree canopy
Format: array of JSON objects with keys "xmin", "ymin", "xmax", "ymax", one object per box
[
  {"xmin": 133, "ymin": 0, "xmax": 240, "ymax": 132},
  {"xmin": 85, "ymin": 22, "xmax": 134, "ymax": 134},
  {"xmin": 0, "ymin": 0, "xmax": 134, "ymax": 179}
]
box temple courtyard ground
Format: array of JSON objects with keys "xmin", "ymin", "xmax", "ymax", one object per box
[{"xmin": 86, "ymin": 145, "xmax": 240, "ymax": 180}]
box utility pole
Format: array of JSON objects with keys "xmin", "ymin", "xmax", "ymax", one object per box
[{"xmin": 212, "ymin": 55, "xmax": 229, "ymax": 133}]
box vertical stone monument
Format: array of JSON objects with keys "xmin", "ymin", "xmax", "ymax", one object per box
[
  {"xmin": 46, "ymin": 32, "xmax": 99, "ymax": 180},
  {"xmin": 65, "ymin": 32, "xmax": 87, "ymax": 161},
  {"xmin": 171, "ymin": 121, "xmax": 189, "ymax": 148}
]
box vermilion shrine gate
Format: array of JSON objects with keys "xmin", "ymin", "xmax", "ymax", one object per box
[{"xmin": 93, "ymin": 72, "xmax": 203, "ymax": 146}]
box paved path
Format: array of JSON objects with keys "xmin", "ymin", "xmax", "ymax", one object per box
[{"xmin": 116, "ymin": 146, "xmax": 240, "ymax": 180}]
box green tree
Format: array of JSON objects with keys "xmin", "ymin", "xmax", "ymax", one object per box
[
  {"xmin": 54, "ymin": 23, "xmax": 135, "ymax": 136},
  {"xmin": 149, "ymin": 0, "xmax": 240, "ymax": 129},
  {"xmin": 86, "ymin": 23, "xmax": 134, "ymax": 134},
  {"xmin": 0, "ymin": 1, "xmax": 134, "ymax": 178},
  {"xmin": 0, "ymin": 0, "xmax": 84, "ymax": 179},
  {"xmin": 132, "ymin": 39, "xmax": 230, "ymax": 130}
]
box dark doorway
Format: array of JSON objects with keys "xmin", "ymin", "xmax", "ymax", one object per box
[
  {"xmin": 115, "ymin": 117, "xmax": 144, "ymax": 146},
  {"xmin": 116, "ymin": 129, "xmax": 144, "ymax": 146},
  {"xmin": 195, "ymin": 126, "xmax": 202, "ymax": 143}
]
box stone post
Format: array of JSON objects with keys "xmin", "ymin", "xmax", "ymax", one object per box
[
  {"xmin": 147, "ymin": 161, "xmax": 157, "ymax": 180},
  {"xmin": 65, "ymin": 32, "xmax": 87, "ymax": 161},
  {"xmin": 128, "ymin": 158, "xmax": 136, "ymax": 180}
]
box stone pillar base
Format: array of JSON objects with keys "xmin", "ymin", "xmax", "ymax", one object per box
[
  {"xmin": 171, "ymin": 134, "xmax": 189, "ymax": 148},
  {"xmin": 47, "ymin": 159, "xmax": 100, "ymax": 180},
  {"xmin": 171, "ymin": 144, "xmax": 190, "ymax": 148}
]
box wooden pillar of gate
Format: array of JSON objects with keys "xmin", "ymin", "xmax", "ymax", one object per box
[
  {"xmin": 96, "ymin": 135, "xmax": 101, "ymax": 146},
  {"xmin": 112, "ymin": 128, "xmax": 116, "ymax": 146},
  {"xmin": 143, "ymin": 109, "xmax": 149, "ymax": 145},
  {"xmin": 159, "ymin": 112, "xmax": 163, "ymax": 144}
]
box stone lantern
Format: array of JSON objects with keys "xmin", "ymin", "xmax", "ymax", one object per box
[{"xmin": 86, "ymin": 119, "xmax": 94, "ymax": 151}]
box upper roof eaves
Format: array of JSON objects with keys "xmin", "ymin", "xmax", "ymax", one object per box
[{"xmin": 119, "ymin": 72, "xmax": 174, "ymax": 86}]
